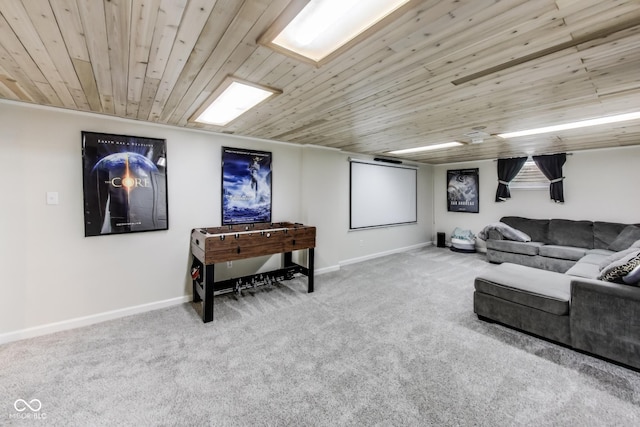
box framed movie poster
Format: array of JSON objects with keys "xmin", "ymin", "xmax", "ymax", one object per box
[
  {"xmin": 447, "ymin": 168, "xmax": 479, "ymax": 213},
  {"xmin": 222, "ymin": 147, "xmax": 272, "ymax": 225},
  {"xmin": 82, "ymin": 131, "xmax": 168, "ymax": 237}
]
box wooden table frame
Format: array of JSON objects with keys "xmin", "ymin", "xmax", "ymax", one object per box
[{"xmin": 190, "ymin": 223, "xmax": 315, "ymax": 323}]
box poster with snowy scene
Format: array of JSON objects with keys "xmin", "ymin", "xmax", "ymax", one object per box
[{"xmin": 221, "ymin": 147, "xmax": 272, "ymax": 225}]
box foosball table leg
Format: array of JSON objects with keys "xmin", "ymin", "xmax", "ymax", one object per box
[
  {"xmin": 192, "ymin": 278, "xmax": 201, "ymax": 303},
  {"xmin": 308, "ymin": 248, "xmax": 315, "ymax": 293},
  {"xmin": 203, "ymin": 264, "xmax": 215, "ymax": 323},
  {"xmin": 283, "ymin": 251, "xmax": 293, "ymax": 267}
]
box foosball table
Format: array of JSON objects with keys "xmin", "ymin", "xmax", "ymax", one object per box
[{"xmin": 190, "ymin": 222, "xmax": 316, "ymax": 323}]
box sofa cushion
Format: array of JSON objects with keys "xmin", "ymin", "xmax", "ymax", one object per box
[
  {"xmin": 594, "ymin": 222, "xmax": 628, "ymax": 250},
  {"xmin": 501, "ymin": 217, "xmax": 549, "ymax": 243},
  {"xmin": 597, "ymin": 247, "xmax": 639, "ymax": 271},
  {"xmin": 474, "ymin": 263, "xmax": 571, "ymax": 315},
  {"xmin": 579, "ymin": 253, "xmax": 610, "ymax": 266},
  {"xmin": 608, "ymin": 225, "xmax": 640, "ymax": 251},
  {"xmin": 586, "ymin": 248, "xmax": 615, "ymax": 257},
  {"xmin": 548, "ymin": 219, "xmax": 594, "ymax": 249},
  {"xmin": 541, "ymin": 257, "xmax": 576, "ymax": 274},
  {"xmin": 598, "ymin": 250, "xmax": 640, "ymax": 283},
  {"xmin": 565, "ymin": 262, "xmax": 600, "ymax": 279},
  {"xmin": 486, "ymin": 239, "xmax": 543, "ymax": 256},
  {"xmin": 485, "ymin": 250, "xmax": 546, "ymax": 270},
  {"xmin": 538, "ymin": 245, "xmax": 587, "ymax": 261}
]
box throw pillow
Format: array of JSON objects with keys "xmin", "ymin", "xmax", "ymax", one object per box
[
  {"xmin": 622, "ymin": 264, "xmax": 640, "ymax": 286},
  {"xmin": 598, "ymin": 250, "xmax": 640, "ymax": 283},
  {"xmin": 598, "ymin": 247, "xmax": 639, "ymax": 271},
  {"xmin": 477, "ymin": 222, "xmax": 531, "ymax": 242},
  {"xmin": 608, "ymin": 225, "xmax": 640, "ymax": 251},
  {"xmin": 499, "ymin": 223, "xmax": 531, "ymax": 242}
]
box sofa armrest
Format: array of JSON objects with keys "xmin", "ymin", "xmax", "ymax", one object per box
[
  {"xmin": 572, "ymin": 278, "xmax": 640, "ymax": 303},
  {"xmin": 570, "ymin": 278, "xmax": 640, "ymax": 369}
]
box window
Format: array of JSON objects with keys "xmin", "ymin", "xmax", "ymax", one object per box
[{"xmin": 510, "ymin": 159, "xmax": 549, "ymax": 189}]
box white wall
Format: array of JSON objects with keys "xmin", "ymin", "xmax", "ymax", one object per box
[
  {"xmin": 0, "ymin": 101, "xmax": 433, "ymax": 338},
  {"xmin": 5, "ymin": 98, "xmax": 637, "ymax": 338},
  {"xmin": 300, "ymin": 147, "xmax": 433, "ymax": 268},
  {"xmin": 433, "ymin": 147, "xmax": 640, "ymax": 250}
]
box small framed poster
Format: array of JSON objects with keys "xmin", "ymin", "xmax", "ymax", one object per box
[
  {"xmin": 447, "ymin": 168, "xmax": 479, "ymax": 213},
  {"xmin": 222, "ymin": 147, "xmax": 272, "ymax": 225},
  {"xmin": 82, "ymin": 131, "xmax": 168, "ymax": 236}
]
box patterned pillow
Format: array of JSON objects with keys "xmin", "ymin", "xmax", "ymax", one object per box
[{"xmin": 598, "ymin": 250, "xmax": 640, "ymax": 283}]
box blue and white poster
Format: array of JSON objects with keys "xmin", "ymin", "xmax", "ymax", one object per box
[
  {"xmin": 82, "ymin": 131, "xmax": 168, "ymax": 236},
  {"xmin": 222, "ymin": 147, "xmax": 272, "ymax": 225}
]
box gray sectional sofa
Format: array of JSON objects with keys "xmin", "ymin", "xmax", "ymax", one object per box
[
  {"xmin": 475, "ymin": 217, "xmax": 640, "ymax": 370},
  {"xmin": 484, "ymin": 216, "xmax": 639, "ymax": 273}
]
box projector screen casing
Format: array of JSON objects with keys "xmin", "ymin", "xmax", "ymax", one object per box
[{"xmin": 349, "ymin": 160, "xmax": 417, "ymax": 230}]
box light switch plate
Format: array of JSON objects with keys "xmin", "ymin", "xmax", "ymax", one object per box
[{"xmin": 46, "ymin": 191, "xmax": 59, "ymax": 205}]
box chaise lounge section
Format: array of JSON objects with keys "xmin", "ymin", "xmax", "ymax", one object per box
[
  {"xmin": 475, "ymin": 219, "xmax": 640, "ymax": 370},
  {"xmin": 475, "ymin": 262, "xmax": 640, "ymax": 370},
  {"xmin": 475, "ymin": 264, "xmax": 572, "ymax": 346}
]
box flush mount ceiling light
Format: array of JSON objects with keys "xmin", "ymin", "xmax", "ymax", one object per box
[
  {"xmin": 190, "ymin": 77, "xmax": 281, "ymax": 126},
  {"xmin": 387, "ymin": 142, "xmax": 464, "ymax": 155},
  {"xmin": 498, "ymin": 112, "xmax": 640, "ymax": 139},
  {"xmin": 259, "ymin": 0, "xmax": 413, "ymax": 65}
]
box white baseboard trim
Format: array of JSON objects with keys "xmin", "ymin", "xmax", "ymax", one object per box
[
  {"xmin": 1, "ymin": 243, "xmax": 436, "ymax": 345},
  {"xmin": 339, "ymin": 242, "xmax": 432, "ymax": 267},
  {"xmin": 315, "ymin": 265, "xmax": 341, "ymax": 275},
  {"xmin": 0, "ymin": 295, "xmax": 191, "ymax": 346}
]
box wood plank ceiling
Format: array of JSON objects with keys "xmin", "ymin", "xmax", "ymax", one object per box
[{"xmin": 0, "ymin": 0, "xmax": 639, "ymax": 164}]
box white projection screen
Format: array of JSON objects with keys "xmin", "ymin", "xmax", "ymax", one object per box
[{"xmin": 350, "ymin": 160, "xmax": 417, "ymax": 229}]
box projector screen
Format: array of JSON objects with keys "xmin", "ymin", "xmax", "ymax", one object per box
[{"xmin": 350, "ymin": 159, "xmax": 417, "ymax": 230}]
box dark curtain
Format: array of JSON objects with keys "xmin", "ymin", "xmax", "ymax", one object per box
[
  {"xmin": 495, "ymin": 157, "xmax": 527, "ymax": 202},
  {"xmin": 533, "ymin": 153, "xmax": 566, "ymax": 203}
]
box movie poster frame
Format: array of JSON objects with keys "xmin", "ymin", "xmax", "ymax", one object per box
[
  {"xmin": 447, "ymin": 168, "xmax": 480, "ymax": 213},
  {"xmin": 221, "ymin": 147, "xmax": 273, "ymax": 225},
  {"xmin": 81, "ymin": 131, "xmax": 169, "ymax": 237}
]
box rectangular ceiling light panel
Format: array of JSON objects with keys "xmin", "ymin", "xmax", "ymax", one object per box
[
  {"xmin": 264, "ymin": 0, "xmax": 411, "ymax": 64},
  {"xmin": 388, "ymin": 142, "xmax": 463, "ymax": 155},
  {"xmin": 192, "ymin": 78, "xmax": 280, "ymax": 126},
  {"xmin": 498, "ymin": 112, "xmax": 640, "ymax": 139}
]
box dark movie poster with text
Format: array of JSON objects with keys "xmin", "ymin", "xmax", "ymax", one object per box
[
  {"xmin": 82, "ymin": 131, "xmax": 168, "ymax": 237},
  {"xmin": 222, "ymin": 147, "xmax": 272, "ymax": 225},
  {"xmin": 447, "ymin": 168, "xmax": 479, "ymax": 213}
]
